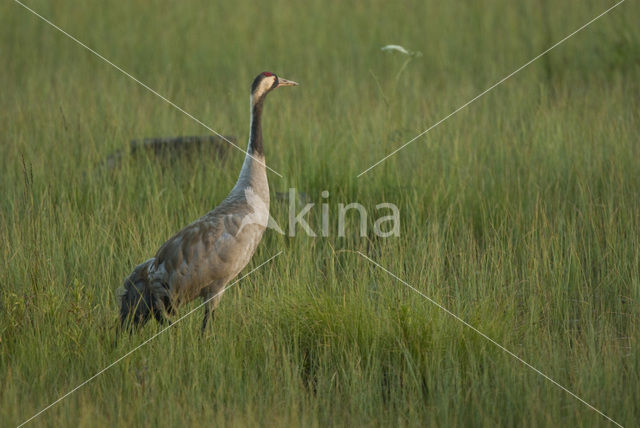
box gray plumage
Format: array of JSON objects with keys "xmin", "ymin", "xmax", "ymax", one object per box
[{"xmin": 118, "ymin": 72, "xmax": 298, "ymax": 333}]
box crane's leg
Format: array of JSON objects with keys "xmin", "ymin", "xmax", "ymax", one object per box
[
  {"xmin": 201, "ymin": 291, "xmax": 223, "ymax": 336},
  {"xmin": 201, "ymin": 305, "xmax": 215, "ymax": 335}
]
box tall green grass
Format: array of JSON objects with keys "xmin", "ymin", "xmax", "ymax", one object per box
[{"xmin": 1, "ymin": 0, "xmax": 639, "ymax": 426}]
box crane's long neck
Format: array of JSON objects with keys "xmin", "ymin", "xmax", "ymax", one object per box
[
  {"xmin": 249, "ymin": 100, "xmax": 264, "ymax": 156},
  {"xmin": 232, "ymin": 98, "xmax": 268, "ymax": 198}
]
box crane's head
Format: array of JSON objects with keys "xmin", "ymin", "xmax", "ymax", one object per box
[{"xmin": 251, "ymin": 72, "xmax": 298, "ymax": 106}]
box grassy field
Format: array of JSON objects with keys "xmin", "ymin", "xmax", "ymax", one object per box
[{"xmin": 1, "ymin": 0, "xmax": 639, "ymax": 426}]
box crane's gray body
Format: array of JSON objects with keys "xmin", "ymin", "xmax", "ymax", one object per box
[
  {"xmin": 155, "ymin": 158, "xmax": 268, "ymax": 306},
  {"xmin": 118, "ymin": 151, "xmax": 268, "ymax": 329}
]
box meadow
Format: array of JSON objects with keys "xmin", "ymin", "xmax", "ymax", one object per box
[{"xmin": 1, "ymin": 0, "xmax": 639, "ymax": 426}]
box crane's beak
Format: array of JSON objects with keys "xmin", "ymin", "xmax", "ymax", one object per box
[{"xmin": 277, "ymin": 77, "xmax": 299, "ymax": 87}]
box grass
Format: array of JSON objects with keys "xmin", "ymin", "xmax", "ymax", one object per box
[{"xmin": 1, "ymin": 0, "xmax": 639, "ymax": 426}]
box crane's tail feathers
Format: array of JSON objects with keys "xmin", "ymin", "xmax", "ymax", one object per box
[{"xmin": 118, "ymin": 260, "xmax": 171, "ymax": 331}]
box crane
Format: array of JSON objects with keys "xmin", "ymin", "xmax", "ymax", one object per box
[{"xmin": 118, "ymin": 72, "xmax": 298, "ymax": 333}]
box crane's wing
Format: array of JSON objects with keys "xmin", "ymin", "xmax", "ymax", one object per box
[{"xmin": 151, "ymin": 201, "xmax": 260, "ymax": 302}]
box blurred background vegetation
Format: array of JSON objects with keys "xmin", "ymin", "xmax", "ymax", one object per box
[{"xmin": 1, "ymin": 0, "xmax": 638, "ymax": 426}]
